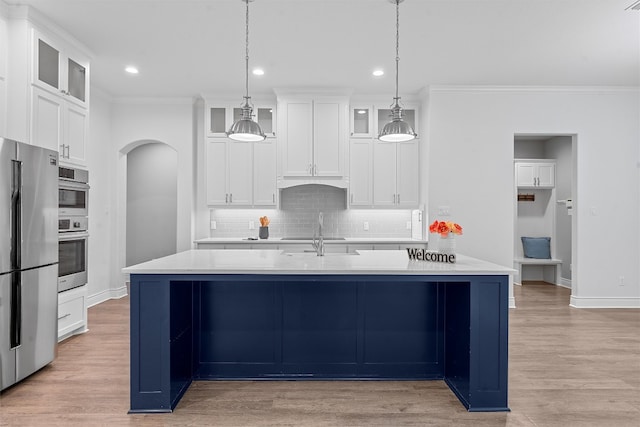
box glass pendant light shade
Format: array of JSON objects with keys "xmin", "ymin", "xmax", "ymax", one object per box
[
  {"xmin": 378, "ymin": 0, "xmax": 417, "ymax": 142},
  {"xmin": 227, "ymin": 0, "xmax": 265, "ymax": 142}
]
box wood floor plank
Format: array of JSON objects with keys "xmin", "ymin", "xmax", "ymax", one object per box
[{"xmin": 1, "ymin": 282, "xmax": 639, "ymax": 426}]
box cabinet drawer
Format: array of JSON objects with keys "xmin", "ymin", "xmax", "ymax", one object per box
[{"xmin": 58, "ymin": 288, "xmax": 86, "ymax": 339}]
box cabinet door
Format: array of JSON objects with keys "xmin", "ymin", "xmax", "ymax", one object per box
[
  {"xmin": 31, "ymin": 86, "xmax": 63, "ymax": 153},
  {"xmin": 254, "ymin": 139, "xmax": 277, "ymax": 206},
  {"xmin": 34, "ymin": 33, "xmax": 62, "ymax": 93},
  {"xmin": 313, "ymin": 100, "xmax": 343, "ymax": 176},
  {"xmin": 349, "ymin": 139, "xmax": 372, "ymax": 206},
  {"xmin": 227, "ymin": 141, "xmax": 253, "ymax": 206},
  {"xmin": 64, "ymin": 103, "xmax": 88, "ymax": 165},
  {"xmin": 206, "ymin": 106, "xmax": 231, "ymax": 137},
  {"xmin": 372, "ymin": 141, "xmax": 397, "ymax": 207},
  {"xmin": 65, "ymin": 54, "xmax": 88, "ymax": 107},
  {"xmin": 282, "ymin": 100, "xmax": 313, "ymax": 176},
  {"xmin": 351, "ymin": 106, "xmax": 372, "ymax": 138},
  {"xmin": 516, "ymin": 163, "xmax": 536, "ymax": 187},
  {"xmin": 537, "ymin": 163, "xmax": 555, "ymax": 188},
  {"xmin": 396, "ymin": 141, "xmax": 419, "ymax": 208},
  {"xmin": 206, "ymin": 139, "xmax": 228, "ymax": 205},
  {"xmin": 0, "ymin": 16, "xmax": 7, "ymax": 80}
]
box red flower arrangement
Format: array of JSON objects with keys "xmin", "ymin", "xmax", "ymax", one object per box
[{"xmin": 429, "ymin": 220, "xmax": 463, "ymax": 238}]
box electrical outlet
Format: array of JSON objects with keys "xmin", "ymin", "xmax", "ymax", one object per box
[
  {"xmin": 406, "ymin": 221, "xmax": 412, "ymax": 230},
  {"xmin": 619, "ymin": 276, "xmax": 625, "ymax": 286},
  {"xmin": 438, "ymin": 206, "xmax": 450, "ymax": 216},
  {"xmin": 363, "ymin": 221, "xmax": 369, "ymax": 231},
  {"xmin": 249, "ymin": 221, "xmax": 255, "ymax": 230},
  {"xmin": 210, "ymin": 220, "xmax": 217, "ymax": 230}
]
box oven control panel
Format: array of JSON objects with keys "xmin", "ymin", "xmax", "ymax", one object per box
[{"xmin": 59, "ymin": 217, "xmax": 88, "ymax": 233}]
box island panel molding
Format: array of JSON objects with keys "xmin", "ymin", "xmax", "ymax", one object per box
[{"xmin": 125, "ymin": 250, "xmax": 512, "ymax": 413}]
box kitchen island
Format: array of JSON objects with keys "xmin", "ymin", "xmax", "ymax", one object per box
[{"xmin": 124, "ymin": 250, "xmax": 513, "ymax": 413}]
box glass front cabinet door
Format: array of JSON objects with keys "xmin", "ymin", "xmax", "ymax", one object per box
[
  {"xmin": 206, "ymin": 104, "xmax": 276, "ymax": 138},
  {"xmin": 34, "ymin": 30, "xmax": 89, "ymax": 108},
  {"xmin": 350, "ymin": 106, "xmax": 372, "ymax": 138}
]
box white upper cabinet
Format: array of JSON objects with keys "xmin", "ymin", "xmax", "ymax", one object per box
[
  {"xmin": 205, "ymin": 102, "xmax": 276, "ymax": 138},
  {"xmin": 279, "ymin": 95, "xmax": 348, "ymax": 177},
  {"xmin": 206, "ymin": 138, "xmax": 253, "ymax": 206},
  {"xmin": 33, "ymin": 29, "xmax": 89, "ymax": 109},
  {"xmin": 372, "ymin": 140, "xmax": 419, "ymax": 208},
  {"xmin": 205, "ymin": 137, "xmax": 277, "ymax": 208},
  {"xmin": 350, "ymin": 106, "xmax": 372, "ymax": 138},
  {"xmin": 516, "ymin": 161, "xmax": 555, "ymax": 188},
  {"xmin": 349, "ymin": 138, "xmax": 372, "ymax": 206},
  {"xmin": 253, "ymin": 139, "xmax": 277, "ymax": 206}
]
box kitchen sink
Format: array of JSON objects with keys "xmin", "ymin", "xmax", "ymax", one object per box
[{"xmin": 280, "ymin": 237, "xmax": 346, "ymax": 240}]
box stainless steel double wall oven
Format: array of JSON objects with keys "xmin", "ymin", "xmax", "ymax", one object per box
[{"xmin": 58, "ymin": 167, "xmax": 89, "ymax": 293}]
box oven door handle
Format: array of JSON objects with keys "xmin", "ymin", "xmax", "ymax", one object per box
[{"xmin": 58, "ymin": 232, "xmax": 89, "ymax": 241}]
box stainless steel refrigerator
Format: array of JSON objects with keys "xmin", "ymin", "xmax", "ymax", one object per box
[{"xmin": 0, "ymin": 138, "xmax": 58, "ymax": 391}]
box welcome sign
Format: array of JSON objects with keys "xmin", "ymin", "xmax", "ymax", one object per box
[{"xmin": 406, "ymin": 248, "xmax": 456, "ymax": 264}]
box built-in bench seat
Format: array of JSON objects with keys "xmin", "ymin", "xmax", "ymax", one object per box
[{"xmin": 514, "ymin": 258, "xmax": 562, "ymax": 285}]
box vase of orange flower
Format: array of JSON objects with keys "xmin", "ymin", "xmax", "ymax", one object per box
[{"xmin": 429, "ymin": 220, "xmax": 463, "ymax": 255}]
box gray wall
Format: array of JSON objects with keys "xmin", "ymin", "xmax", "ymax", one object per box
[{"xmin": 126, "ymin": 142, "xmax": 178, "ymax": 266}]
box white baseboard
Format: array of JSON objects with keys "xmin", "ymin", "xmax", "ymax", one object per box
[
  {"xmin": 570, "ymin": 296, "xmax": 640, "ymax": 308},
  {"xmin": 509, "ymin": 296, "xmax": 516, "ymax": 309},
  {"xmin": 558, "ymin": 278, "xmax": 572, "ymax": 289},
  {"xmin": 87, "ymin": 285, "xmax": 128, "ymax": 308}
]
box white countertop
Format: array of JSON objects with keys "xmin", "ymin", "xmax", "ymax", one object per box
[{"xmin": 123, "ymin": 249, "xmax": 515, "ymax": 276}]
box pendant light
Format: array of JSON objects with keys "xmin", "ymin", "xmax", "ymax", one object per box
[
  {"xmin": 227, "ymin": 0, "xmax": 266, "ymax": 142},
  {"xmin": 378, "ymin": 0, "xmax": 417, "ymax": 142}
]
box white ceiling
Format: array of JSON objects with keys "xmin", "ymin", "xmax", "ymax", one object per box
[{"xmin": 4, "ymin": 0, "xmax": 639, "ymax": 99}]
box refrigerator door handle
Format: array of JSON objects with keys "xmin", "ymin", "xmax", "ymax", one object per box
[
  {"xmin": 10, "ymin": 160, "xmax": 21, "ymax": 270},
  {"xmin": 10, "ymin": 272, "xmax": 21, "ymax": 349}
]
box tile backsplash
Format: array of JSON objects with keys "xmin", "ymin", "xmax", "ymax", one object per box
[{"xmin": 209, "ymin": 184, "xmax": 415, "ymax": 239}]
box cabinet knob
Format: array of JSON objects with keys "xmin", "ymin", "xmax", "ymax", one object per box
[
  {"xmin": 397, "ymin": 194, "xmax": 401, "ymax": 204},
  {"xmin": 225, "ymin": 194, "xmax": 228, "ymax": 203}
]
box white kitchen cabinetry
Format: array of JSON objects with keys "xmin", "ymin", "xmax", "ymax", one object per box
[
  {"xmin": 7, "ymin": 18, "xmax": 90, "ymax": 166},
  {"xmin": 350, "ymin": 106, "xmax": 373, "ymax": 138},
  {"xmin": 206, "ymin": 138, "xmax": 277, "ymax": 207},
  {"xmin": 31, "ymin": 85, "xmax": 88, "ymax": 164},
  {"xmin": 279, "ymin": 96, "xmax": 347, "ymax": 177},
  {"xmin": 516, "ymin": 161, "xmax": 555, "ymax": 188},
  {"xmin": 206, "ymin": 138, "xmax": 253, "ymax": 206},
  {"xmin": 349, "ymin": 138, "xmax": 372, "ymax": 206},
  {"xmin": 253, "ymin": 139, "xmax": 277, "ymax": 205},
  {"xmin": 33, "ymin": 30, "xmax": 89, "ymax": 109},
  {"xmin": 373, "ymin": 140, "xmax": 419, "ymax": 208},
  {"xmin": 205, "ymin": 103, "xmax": 276, "ymax": 138},
  {"xmin": 58, "ymin": 284, "xmax": 88, "ymax": 341}
]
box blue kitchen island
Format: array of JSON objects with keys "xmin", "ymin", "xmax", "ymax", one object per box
[{"xmin": 123, "ymin": 249, "xmax": 513, "ymax": 413}]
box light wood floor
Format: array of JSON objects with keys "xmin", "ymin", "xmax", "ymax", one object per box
[{"xmin": 1, "ymin": 283, "xmax": 639, "ymax": 426}]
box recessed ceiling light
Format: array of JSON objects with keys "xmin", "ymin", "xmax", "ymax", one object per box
[
  {"xmin": 372, "ymin": 69, "xmax": 384, "ymax": 77},
  {"xmin": 357, "ymin": 110, "xmax": 367, "ymax": 115},
  {"xmin": 252, "ymin": 68, "xmax": 265, "ymax": 76},
  {"xmin": 125, "ymin": 66, "xmax": 139, "ymax": 74}
]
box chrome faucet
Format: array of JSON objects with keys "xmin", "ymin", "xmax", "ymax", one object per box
[{"xmin": 312, "ymin": 212, "xmax": 325, "ymax": 256}]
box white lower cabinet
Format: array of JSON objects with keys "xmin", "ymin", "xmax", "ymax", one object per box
[{"xmin": 57, "ymin": 284, "xmax": 88, "ymax": 341}]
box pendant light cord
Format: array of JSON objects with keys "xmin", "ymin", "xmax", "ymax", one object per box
[
  {"xmin": 395, "ymin": 0, "xmax": 400, "ymax": 103},
  {"xmin": 245, "ymin": 0, "xmax": 250, "ymax": 103}
]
